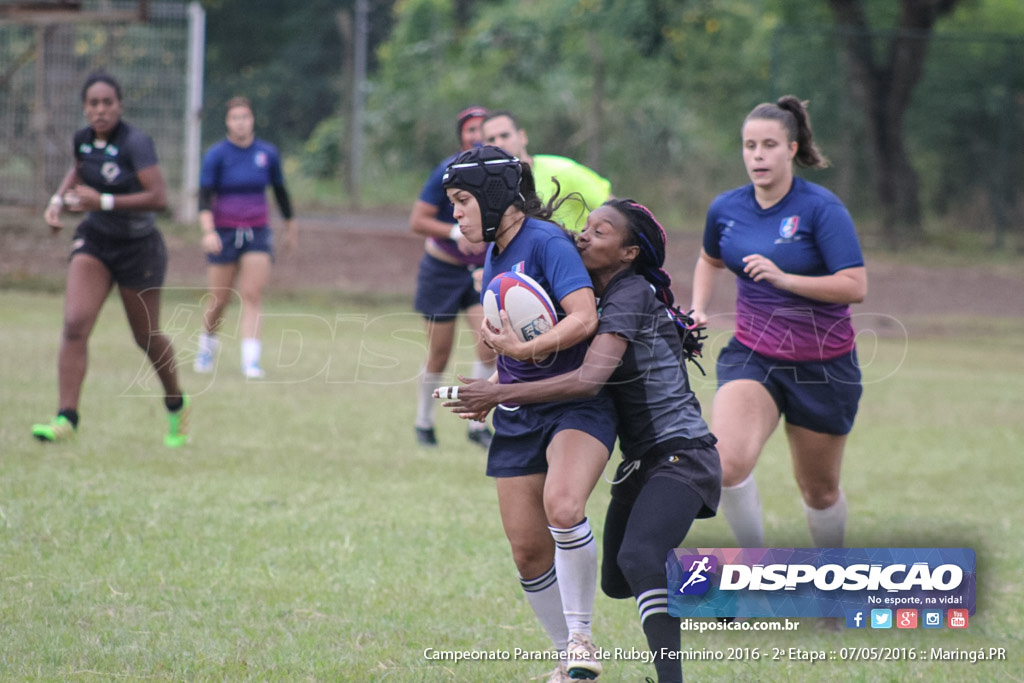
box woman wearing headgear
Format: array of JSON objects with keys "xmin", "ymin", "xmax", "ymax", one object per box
[
  {"xmin": 34, "ymin": 70, "xmax": 190, "ymax": 447},
  {"xmin": 689, "ymin": 95, "xmax": 866, "ymax": 551},
  {"xmin": 408, "ymin": 105, "xmax": 495, "ymax": 449},
  {"xmin": 442, "ymin": 198, "xmax": 721, "ymax": 683},
  {"xmin": 441, "ymin": 145, "xmax": 616, "ymax": 682}
]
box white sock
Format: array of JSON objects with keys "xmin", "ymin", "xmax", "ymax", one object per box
[
  {"xmin": 520, "ymin": 565, "xmax": 568, "ymax": 653},
  {"xmin": 805, "ymin": 490, "xmax": 846, "ymax": 547},
  {"xmin": 466, "ymin": 361, "xmax": 495, "ymax": 434},
  {"xmin": 471, "ymin": 359, "xmax": 496, "ymax": 380},
  {"xmin": 241, "ymin": 338, "xmax": 261, "ymax": 368},
  {"xmin": 415, "ymin": 370, "xmax": 444, "ymax": 430},
  {"xmin": 199, "ymin": 332, "xmax": 220, "ymax": 356},
  {"xmin": 720, "ymin": 475, "xmax": 765, "ymax": 547},
  {"xmin": 549, "ymin": 518, "xmax": 597, "ymax": 637}
]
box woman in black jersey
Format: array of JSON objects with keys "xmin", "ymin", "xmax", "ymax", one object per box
[
  {"xmin": 33, "ymin": 70, "xmax": 190, "ymax": 447},
  {"xmin": 442, "ymin": 199, "xmax": 721, "ymax": 683}
]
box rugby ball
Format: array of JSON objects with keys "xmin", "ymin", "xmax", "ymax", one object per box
[{"xmin": 483, "ymin": 271, "xmax": 557, "ymax": 342}]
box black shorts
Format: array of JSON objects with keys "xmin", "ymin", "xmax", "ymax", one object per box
[
  {"xmin": 70, "ymin": 219, "xmax": 167, "ymax": 290},
  {"xmin": 413, "ymin": 253, "xmax": 480, "ymax": 322},
  {"xmin": 610, "ymin": 434, "xmax": 722, "ymax": 520}
]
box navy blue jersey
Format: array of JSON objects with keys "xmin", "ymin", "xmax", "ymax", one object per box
[
  {"xmin": 200, "ymin": 138, "xmax": 286, "ymax": 228},
  {"xmin": 482, "ymin": 217, "xmax": 593, "ymax": 384},
  {"xmin": 703, "ymin": 177, "xmax": 864, "ymax": 361},
  {"xmin": 597, "ymin": 271, "xmax": 710, "ymax": 460},
  {"xmin": 73, "ymin": 120, "xmax": 158, "ymax": 238}
]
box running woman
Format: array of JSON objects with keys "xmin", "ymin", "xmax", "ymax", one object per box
[
  {"xmin": 34, "ymin": 70, "xmax": 190, "ymax": 447},
  {"xmin": 689, "ymin": 95, "xmax": 867, "ymax": 550},
  {"xmin": 442, "ymin": 145, "xmax": 617, "ymax": 681},
  {"xmin": 409, "ymin": 106, "xmax": 495, "ymax": 448},
  {"xmin": 442, "ymin": 199, "xmax": 721, "ymax": 683},
  {"xmin": 194, "ymin": 96, "xmax": 296, "ymax": 379}
]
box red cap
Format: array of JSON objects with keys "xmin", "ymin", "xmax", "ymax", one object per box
[{"xmin": 456, "ymin": 105, "xmax": 488, "ymax": 136}]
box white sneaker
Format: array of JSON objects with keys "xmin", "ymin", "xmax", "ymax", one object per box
[
  {"xmin": 566, "ymin": 633, "xmax": 602, "ymax": 679},
  {"xmin": 243, "ymin": 363, "xmax": 265, "ymax": 379},
  {"xmin": 193, "ymin": 347, "xmax": 214, "ymax": 373}
]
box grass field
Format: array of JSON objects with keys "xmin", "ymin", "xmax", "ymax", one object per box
[{"xmin": 1, "ymin": 288, "xmax": 1022, "ymax": 681}]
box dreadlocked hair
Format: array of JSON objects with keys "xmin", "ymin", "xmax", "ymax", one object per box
[{"xmin": 605, "ymin": 198, "xmax": 707, "ymax": 373}]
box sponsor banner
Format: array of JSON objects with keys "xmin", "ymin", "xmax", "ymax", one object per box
[{"xmin": 667, "ymin": 548, "xmax": 975, "ymax": 619}]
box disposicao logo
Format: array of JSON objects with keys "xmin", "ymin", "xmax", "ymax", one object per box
[
  {"xmin": 676, "ymin": 555, "xmax": 717, "ymax": 595},
  {"xmin": 667, "ymin": 548, "xmax": 976, "ymax": 619}
]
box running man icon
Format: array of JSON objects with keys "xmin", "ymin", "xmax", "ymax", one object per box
[{"xmin": 679, "ymin": 556, "xmax": 713, "ymax": 594}]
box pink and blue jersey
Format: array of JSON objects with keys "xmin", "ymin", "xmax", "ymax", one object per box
[
  {"xmin": 200, "ymin": 138, "xmax": 287, "ymax": 228},
  {"xmin": 704, "ymin": 177, "xmax": 864, "ymax": 362},
  {"xmin": 482, "ymin": 217, "xmax": 593, "ymax": 384}
]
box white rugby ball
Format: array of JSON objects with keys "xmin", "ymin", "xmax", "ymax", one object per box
[{"xmin": 482, "ymin": 271, "xmax": 557, "ymax": 343}]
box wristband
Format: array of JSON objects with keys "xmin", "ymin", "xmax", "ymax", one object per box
[
  {"xmin": 100, "ymin": 193, "xmax": 115, "ymax": 211},
  {"xmin": 49, "ymin": 194, "xmax": 64, "ymax": 208},
  {"xmin": 449, "ymin": 224, "xmax": 462, "ymax": 241}
]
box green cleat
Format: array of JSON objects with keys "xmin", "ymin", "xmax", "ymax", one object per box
[
  {"xmin": 32, "ymin": 415, "xmax": 76, "ymax": 443},
  {"xmin": 164, "ymin": 395, "xmax": 191, "ymax": 448}
]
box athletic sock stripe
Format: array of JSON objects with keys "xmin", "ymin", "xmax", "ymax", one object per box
[
  {"xmin": 553, "ymin": 533, "xmax": 594, "ymax": 551},
  {"xmin": 639, "ymin": 602, "xmax": 669, "ymax": 624},
  {"xmin": 520, "ymin": 565, "xmax": 557, "ymax": 593}
]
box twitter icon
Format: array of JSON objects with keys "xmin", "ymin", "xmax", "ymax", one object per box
[{"xmin": 870, "ymin": 609, "xmax": 892, "ymax": 629}]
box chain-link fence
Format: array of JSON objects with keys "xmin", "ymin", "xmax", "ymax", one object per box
[
  {"xmin": 0, "ymin": 0, "xmax": 196, "ymax": 213},
  {"xmin": 769, "ymin": 27, "xmax": 1024, "ymax": 247}
]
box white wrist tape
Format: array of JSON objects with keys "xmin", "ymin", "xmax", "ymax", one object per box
[
  {"xmin": 49, "ymin": 194, "xmax": 63, "ymax": 207},
  {"xmin": 449, "ymin": 225, "xmax": 462, "ymax": 241},
  {"xmin": 100, "ymin": 193, "xmax": 115, "ymax": 211}
]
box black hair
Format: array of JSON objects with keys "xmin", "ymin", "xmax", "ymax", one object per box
[
  {"xmin": 604, "ymin": 198, "xmax": 706, "ymax": 370},
  {"xmin": 744, "ymin": 95, "xmax": 829, "ymax": 169},
  {"xmin": 81, "ymin": 70, "xmax": 122, "ymax": 103}
]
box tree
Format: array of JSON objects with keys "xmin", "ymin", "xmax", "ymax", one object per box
[{"xmin": 826, "ymin": 0, "xmax": 962, "ymax": 244}]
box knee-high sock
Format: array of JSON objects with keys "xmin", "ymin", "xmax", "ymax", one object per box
[
  {"xmin": 415, "ymin": 369, "xmax": 444, "ymax": 429},
  {"xmin": 550, "ymin": 518, "xmax": 597, "ymax": 637},
  {"xmin": 520, "ymin": 565, "xmax": 568, "ymax": 653},
  {"xmin": 720, "ymin": 475, "xmax": 764, "ymax": 547},
  {"xmin": 805, "ymin": 490, "xmax": 846, "ymax": 547},
  {"xmin": 471, "ymin": 359, "xmax": 496, "ymax": 380},
  {"xmin": 615, "ymin": 477, "xmax": 704, "ymax": 683}
]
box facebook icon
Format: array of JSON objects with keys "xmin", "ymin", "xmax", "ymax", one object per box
[{"xmin": 845, "ymin": 609, "xmax": 867, "ymax": 629}]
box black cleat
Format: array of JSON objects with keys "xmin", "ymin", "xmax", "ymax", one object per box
[
  {"xmin": 467, "ymin": 426, "xmax": 493, "ymax": 449},
  {"xmin": 415, "ymin": 426, "xmax": 438, "ymax": 447}
]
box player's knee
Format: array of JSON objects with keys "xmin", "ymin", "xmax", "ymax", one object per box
[
  {"xmin": 800, "ymin": 482, "xmax": 840, "ymax": 510},
  {"xmin": 543, "ymin": 499, "xmax": 586, "ymax": 531}
]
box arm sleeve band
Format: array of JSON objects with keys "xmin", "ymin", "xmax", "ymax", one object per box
[
  {"xmin": 272, "ymin": 184, "xmax": 294, "ymax": 219},
  {"xmin": 198, "ymin": 187, "xmax": 214, "ymax": 212}
]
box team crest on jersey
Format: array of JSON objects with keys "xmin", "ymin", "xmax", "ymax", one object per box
[
  {"xmin": 254, "ymin": 151, "xmax": 268, "ymax": 168},
  {"xmin": 79, "ymin": 143, "xmax": 93, "ymax": 154},
  {"xmin": 105, "ymin": 144, "xmax": 119, "ymax": 157},
  {"xmin": 101, "ymin": 161, "xmax": 121, "ymax": 184},
  {"xmin": 779, "ymin": 215, "xmax": 800, "ymax": 239},
  {"xmin": 510, "ymin": 261, "xmax": 526, "ymax": 274}
]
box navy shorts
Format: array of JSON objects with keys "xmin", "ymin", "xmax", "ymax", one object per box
[
  {"xmin": 413, "ymin": 253, "xmax": 480, "ymax": 322},
  {"xmin": 487, "ymin": 394, "xmax": 618, "ymax": 478},
  {"xmin": 207, "ymin": 226, "xmax": 273, "ymax": 265},
  {"xmin": 716, "ymin": 336, "xmax": 862, "ymax": 435},
  {"xmin": 70, "ymin": 219, "xmax": 167, "ymax": 290}
]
